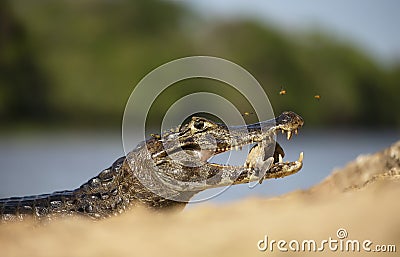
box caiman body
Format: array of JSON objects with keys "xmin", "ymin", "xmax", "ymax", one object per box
[{"xmin": 0, "ymin": 111, "xmax": 304, "ymax": 222}]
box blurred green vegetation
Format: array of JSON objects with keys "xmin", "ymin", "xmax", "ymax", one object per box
[{"xmin": 0, "ymin": 0, "xmax": 399, "ymax": 129}]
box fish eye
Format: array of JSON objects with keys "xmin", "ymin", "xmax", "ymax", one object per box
[{"xmin": 193, "ymin": 120, "xmax": 204, "ymax": 130}]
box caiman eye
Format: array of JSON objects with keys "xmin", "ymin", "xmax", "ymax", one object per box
[{"xmin": 194, "ymin": 120, "xmax": 204, "ymax": 130}]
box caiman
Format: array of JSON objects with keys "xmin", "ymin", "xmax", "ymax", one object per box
[{"xmin": 0, "ymin": 111, "xmax": 304, "ymax": 222}]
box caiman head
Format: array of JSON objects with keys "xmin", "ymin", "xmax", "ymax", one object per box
[{"xmin": 147, "ymin": 111, "xmax": 304, "ymax": 183}]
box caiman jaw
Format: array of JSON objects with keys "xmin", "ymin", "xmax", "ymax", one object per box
[
  {"xmin": 214, "ymin": 111, "xmax": 304, "ymax": 177},
  {"xmin": 152, "ymin": 111, "xmax": 304, "ymax": 178}
]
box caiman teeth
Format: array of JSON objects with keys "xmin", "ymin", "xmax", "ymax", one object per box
[
  {"xmin": 298, "ymin": 152, "xmax": 304, "ymax": 162},
  {"xmin": 278, "ymin": 154, "xmax": 283, "ymax": 163},
  {"xmin": 294, "ymin": 129, "xmax": 298, "ymax": 135},
  {"xmin": 287, "ymin": 130, "xmax": 292, "ymax": 140}
]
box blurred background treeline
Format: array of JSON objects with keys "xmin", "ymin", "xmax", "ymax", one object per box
[
  {"xmin": 1, "ymin": 0, "xmax": 399, "ymax": 130},
  {"xmin": 0, "ymin": 0, "xmax": 399, "ymax": 201}
]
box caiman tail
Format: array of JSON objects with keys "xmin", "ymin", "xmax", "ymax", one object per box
[
  {"xmin": 1, "ymin": 156, "xmax": 129, "ymax": 222},
  {"xmin": 1, "ymin": 190, "xmax": 78, "ymax": 222}
]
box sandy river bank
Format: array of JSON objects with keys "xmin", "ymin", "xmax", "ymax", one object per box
[{"xmin": 1, "ymin": 141, "xmax": 399, "ymax": 257}]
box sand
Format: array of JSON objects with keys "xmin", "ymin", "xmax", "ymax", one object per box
[{"xmin": 1, "ymin": 141, "xmax": 399, "ymax": 257}]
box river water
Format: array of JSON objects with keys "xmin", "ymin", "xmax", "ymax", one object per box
[{"xmin": 0, "ymin": 129, "xmax": 398, "ymax": 205}]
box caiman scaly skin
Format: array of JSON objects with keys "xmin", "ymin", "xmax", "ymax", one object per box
[{"xmin": 0, "ymin": 111, "xmax": 304, "ymax": 222}]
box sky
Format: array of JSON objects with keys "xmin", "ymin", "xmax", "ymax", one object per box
[{"xmin": 183, "ymin": 0, "xmax": 400, "ymax": 64}]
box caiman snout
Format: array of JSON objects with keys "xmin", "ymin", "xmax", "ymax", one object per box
[
  {"xmin": 276, "ymin": 111, "xmax": 304, "ymax": 129},
  {"xmin": 243, "ymin": 111, "xmax": 303, "ymax": 142}
]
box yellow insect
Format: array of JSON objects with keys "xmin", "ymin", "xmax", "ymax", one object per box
[
  {"xmin": 314, "ymin": 94, "xmax": 321, "ymax": 100},
  {"xmin": 279, "ymin": 87, "xmax": 287, "ymax": 95},
  {"xmin": 242, "ymin": 111, "xmax": 254, "ymax": 117}
]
